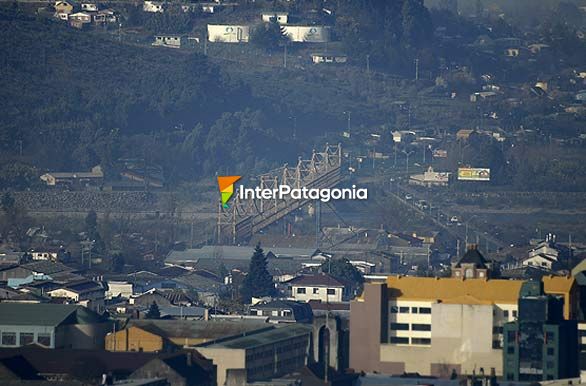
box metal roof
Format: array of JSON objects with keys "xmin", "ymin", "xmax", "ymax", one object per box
[
  {"xmin": 0, "ymin": 303, "xmax": 103, "ymax": 326},
  {"xmin": 166, "ymin": 246, "xmax": 316, "ymax": 263},
  {"xmin": 202, "ymin": 324, "xmax": 311, "ymax": 350}
]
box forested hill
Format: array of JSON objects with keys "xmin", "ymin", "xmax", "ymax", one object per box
[{"xmin": 0, "ymin": 6, "xmax": 299, "ymax": 185}]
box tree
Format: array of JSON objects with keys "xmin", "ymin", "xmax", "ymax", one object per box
[
  {"xmin": 240, "ymin": 243, "xmax": 275, "ymax": 302},
  {"xmin": 250, "ymin": 20, "xmax": 289, "ymax": 51},
  {"xmin": 146, "ymin": 301, "xmax": 160, "ymax": 319},
  {"xmin": 321, "ymin": 258, "xmax": 364, "ymax": 295}
]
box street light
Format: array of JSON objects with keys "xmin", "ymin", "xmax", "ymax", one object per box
[
  {"xmin": 343, "ymin": 111, "xmax": 351, "ymax": 135},
  {"xmin": 402, "ymin": 150, "xmax": 414, "ymax": 175}
]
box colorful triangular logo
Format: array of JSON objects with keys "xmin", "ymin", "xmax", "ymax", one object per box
[{"xmin": 217, "ymin": 176, "xmax": 241, "ymax": 208}]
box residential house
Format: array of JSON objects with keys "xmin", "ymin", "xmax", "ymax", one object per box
[
  {"xmin": 93, "ymin": 9, "xmax": 117, "ymax": 24},
  {"xmin": 0, "ymin": 303, "xmax": 109, "ymax": 349},
  {"xmin": 130, "ymin": 351, "xmax": 215, "ymax": 386},
  {"xmin": 152, "ymin": 35, "xmax": 188, "ymax": 49},
  {"xmin": 54, "ymin": 0, "xmax": 74, "ymax": 14},
  {"xmin": 409, "ymin": 166, "xmax": 450, "ymax": 187},
  {"xmin": 143, "ymin": 0, "xmax": 165, "ymax": 13},
  {"xmin": 249, "ymin": 300, "xmax": 313, "ymax": 323},
  {"xmin": 282, "ymin": 25, "xmax": 331, "ymax": 43},
  {"xmin": 40, "ymin": 165, "xmax": 103, "ymax": 188},
  {"xmin": 0, "ymin": 261, "xmax": 80, "ymax": 282},
  {"xmin": 456, "ymin": 129, "xmax": 476, "ymax": 141},
  {"xmin": 261, "ymin": 11, "xmax": 289, "ymax": 24},
  {"xmin": 451, "ymin": 244, "xmax": 492, "ymax": 279},
  {"xmin": 311, "ymin": 52, "xmax": 348, "ymax": 64},
  {"xmin": 46, "ymin": 280, "xmax": 105, "ymax": 313},
  {"xmin": 80, "ymin": 2, "xmax": 97, "ymax": 11},
  {"xmin": 106, "ymin": 281, "xmax": 133, "ymax": 299},
  {"xmin": 287, "ymin": 273, "xmax": 346, "ymax": 302}
]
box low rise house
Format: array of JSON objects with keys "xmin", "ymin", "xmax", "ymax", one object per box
[
  {"xmin": 40, "ymin": 165, "xmax": 103, "ymax": 188},
  {"xmin": 287, "ymin": 273, "xmax": 346, "ymax": 302},
  {"xmin": 261, "ymin": 11, "xmax": 289, "ymax": 24},
  {"xmin": 0, "ymin": 303, "xmax": 109, "ymax": 349},
  {"xmin": 54, "ymin": 0, "xmax": 74, "ymax": 13},
  {"xmin": 46, "ymin": 280, "xmax": 105, "ymax": 312},
  {"xmin": 282, "ymin": 25, "xmax": 331, "ymax": 43},
  {"xmin": 80, "ymin": 2, "xmax": 97, "ymax": 11},
  {"xmin": 106, "ymin": 281, "xmax": 133, "ymax": 299},
  {"xmin": 152, "ymin": 35, "xmax": 188, "ymax": 49},
  {"xmin": 143, "ymin": 0, "xmax": 165, "ymax": 13},
  {"xmin": 311, "ymin": 52, "xmax": 348, "ymax": 64},
  {"xmin": 249, "ymin": 300, "xmax": 313, "ymax": 323}
]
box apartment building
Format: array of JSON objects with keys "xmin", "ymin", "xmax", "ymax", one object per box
[{"xmin": 350, "ymin": 275, "xmax": 577, "ymax": 377}]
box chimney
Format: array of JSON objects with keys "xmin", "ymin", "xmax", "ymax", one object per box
[{"xmin": 204, "ymin": 308, "xmax": 209, "ymax": 321}]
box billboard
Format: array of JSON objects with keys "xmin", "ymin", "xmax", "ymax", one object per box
[
  {"xmin": 458, "ymin": 168, "xmax": 490, "ymax": 181},
  {"xmin": 433, "ymin": 149, "xmax": 448, "ymax": 158}
]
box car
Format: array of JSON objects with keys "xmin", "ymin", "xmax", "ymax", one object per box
[{"xmin": 404, "ymin": 194, "xmax": 413, "ymax": 200}]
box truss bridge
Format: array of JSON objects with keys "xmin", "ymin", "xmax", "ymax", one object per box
[{"xmin": 217, "ymin": 143, "xmax": 343, "ymax": 244}]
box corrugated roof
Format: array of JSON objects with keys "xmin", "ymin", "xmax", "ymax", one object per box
[
  {"xmin": 128, "ymin": 319, "xmax": 269, "ymax": 340},
  {"xmin": 203, "ymin": 324, "xmax": 311, "ymax": 350}
]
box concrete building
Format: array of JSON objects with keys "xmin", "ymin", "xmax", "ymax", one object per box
[
  {"xmin": 503, "ymin": 281, "xmax": 579, "ymax": 381},
  {"xmin": 106, "ymin": 281, "xmax": 134, "ymax": 299},
  {"xmin": 152, "ymin": 35, "xmax": 188, "ymax": 49},
  {"xmin": 196, "ymin": 324, "xmax": 311, "ymax": 386},
  {"xmin": 287, "ymin": 273, "xmax": 345, "ymax": 302},
  {"xmin": 249, "ymin": 300, "xmax": 313, "ymax": 323},
  {"xmin": 349, "ymin": 276, "xmax": 578, "ymax": 377},
  {"xmin": 0, "ymin": 303, "xmax": 109, "ymax": 349}
]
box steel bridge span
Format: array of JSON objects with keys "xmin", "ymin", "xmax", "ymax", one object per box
[{"xmin": 217, "ymin": 143, "xmax": 343, "ymax": 244}]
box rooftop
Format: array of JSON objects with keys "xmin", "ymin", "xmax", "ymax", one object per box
[
  {"xmin": 200, "ymin": 324, "xmax": 311, "ymax": 350},
  {"xmin": 287, "ymin": 273, "xmax": 345, "ymax": 288},
  {"xmin": 454, "ymin": 245, "xmax": 488, "ymax": 268},
  {"xmin": 0, "ymin": 303, "xmax": 104, "ymax": 326},
  {"xmin": 166, "ymin": 245, "xmax": 316, "ymax": 263},
  {"xmin": 383, "ymin": 275, "xmax": 575, "ymax": 305},
  {"xmin": 128, "ymin": 319, "xmax": 270, "ymax": 341}
]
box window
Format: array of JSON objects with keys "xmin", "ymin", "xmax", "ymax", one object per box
[
  {"xmin": 296, "ymin": 287, "xmax": 306, "ymax": 294},
  {"xmin": 512, "ymin": 310, "xmax": 518, "ymax": 318},
  {"xmin": 271, "ymin": 310, "xmax": 279, "ymax": 316},
  {"xmin": 37, "ymin": 333, "xmax": 51, "ymax": 347},
  {"xmin": 1, "ymin": 332, "xmax": 16, "ymax": 346},
  {"xmin": 419, "ymin": 307, "xmax": 431, "ymax": 314},
  {"xmin": 411, "ymin": 338, "xmax": 431, "ymax": 345},
  {"xmin": 399, "ymin": 307, "xmax": 410, "ymax": 313},
  {"xmin": 411, "ymin": 307, "xmax": 418, "ymax": 313},
  {"xmin": 492, "ymin": 340, "xmax": 502, "ymax": 349},
  {"xmin": 20, "ymin": 333, "xmax": 34, "ymax": 346},
  {"xmin": 547, "ymin": 347, "xmax": 554, "ymax": 356},
  {"xmin": 412, "ymin": 324, "xmax": 431, "ymax": 331},
  {"xmin": 546, "ymin": 331, "xmax": 555, "ymax": 341},
  {"xmin": 313, "ymin": 288, "xmax": 319, "ymax": 294},
  {"xmin": 492, "ymin": 326, "xmax": 503, "ymax": 334},
  {"xmin": 327, "ymin": 289, "xmax": 335, "ymax": 295},
  {"xmin": 390, "ymin": 323, "xmax": 409, "ymax": 331},
  {"xmin": 390, "ymin": 337, "xmax": 409, "ymax": 344},
  {"xmin": 503, "ymin": 310, "xmax": 509, "ymax": 318},
  {"xmin": 282, "ymin": 310, "xmax": 292, "ymax": 317},
  {"xmin": 507, "ymin": 331, "xmax": 516, "ymax": 341},
  {"xmin": 546, "ymin": 361, "xmax": 555, "ymax": 369},
  {"xmin": 507, "ymin": 374, "xmax": 514, "ymax": 381},
  {"xmin": 390, "ymin": 306, "xmax": 399, "ymax": 313},
  {"xmin": 507, "ymin": 346, "xmax": 515, "ymax": 354}
]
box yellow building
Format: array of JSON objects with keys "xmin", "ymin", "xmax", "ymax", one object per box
[
  {"xmin": 106, "ymin": 320, "xmax": 271, "ymax": 353},
  {"xmin": 350, "ymin": 275, "xmax": 578, "ymax": 377}
]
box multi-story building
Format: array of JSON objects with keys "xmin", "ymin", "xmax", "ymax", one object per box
[
  {"xmin": 287, "ymin": 273, "xmax": 346, "ymax": 303},
  {"xmin": 503, "ymin": 281, "xmax": 579, "ymax": 381},
  {"xmin": 350, "ymin": 275, "xmax": 577, "ymax": 377},
  {"xmin": 196, "ymin": 324, "xmax": 311, "ymax": 386}
]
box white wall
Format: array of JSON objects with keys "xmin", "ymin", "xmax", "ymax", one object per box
[
  {"xmin": 208, "ymin": 25, "xmax": 250, "ymax": 43},
  {"xmin": 282, "ymin": 25, "xmax": 330, "ymax": 43},
  {"xmin": 292, "ymin": 285, "xmax": 342, "ymax": 302}
]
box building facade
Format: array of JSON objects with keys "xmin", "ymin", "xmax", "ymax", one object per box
[{"xmin": 349, "ymin": 276, "xmax": 577, "ymax": 377}]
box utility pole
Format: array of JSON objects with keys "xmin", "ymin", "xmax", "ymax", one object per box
[
  {"xmin": 283, "ymin": 43, "xmax": 287, "ymax": 69},
  {"xmin": 414, "ymin": 58, "xmax": 419, "ymax": 80}
]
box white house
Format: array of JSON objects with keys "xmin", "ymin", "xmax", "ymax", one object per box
[
  {"xmin": 81, "ymin": 3, "xmax": 98, "ymax": 11},
  {"xmin": 311, "ymin": 52, "xmax": 347, "ymax": 64},
  {"xmin": 68, "ymin": 12, "xmax": 92, "ymax": 23},
  {"xmin": 261, "ymin": 11, "xmax": 289, "ymax": 24},
  {"xmin": 46, "ymin": 281, "xmax": 105, "ymax": 312},
  {"xmin": 287, "ymin": 273, "xmax": 345, "ymax": 302},
  {"xmin": 207, "ymin": 24, "xmax": 250, "ymax": 43},
  {"xmin": 105, "ymin": 281, "xmax": 133, "ymax": 299},
  {"xmin": 152, "ymin": 35, "xmax": 188, "ymax": 48},
  {"xmin": 30, "ymin": 250, "xmax": 59, "ymax": 262},
  {"xmin": 143, "ymin": 1, "xmax": 165, "ymax": 13}
]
